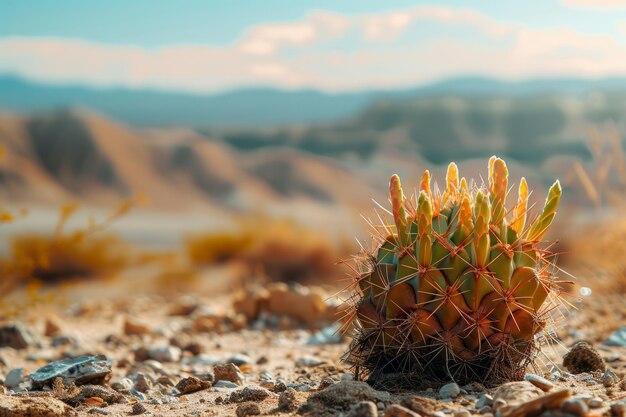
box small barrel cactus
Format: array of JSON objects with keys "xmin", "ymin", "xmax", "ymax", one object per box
[{"xmin": 344, "ymin": 156, "xmax": 567, "ymax": 385}]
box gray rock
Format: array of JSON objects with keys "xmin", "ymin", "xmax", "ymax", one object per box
[
  {"xmin": 111, "ymin": 378, "xmax": 134, "ymax": 392},
  {"xmin": 307, "ymin": 323, "xmax": 343, "ymax": 345},
  {"xmin": 439, "ymin": 382, "xmax": 461, "ymax": 399},
  {"xmin": 603, "ymin": 370, "xmax": 618, "ymax": 387},
  {"xmin": 213, "ymin": 380, "xmax": 239, "ymax": 388},
  {"xmin": 605, "ymin": 327, "xmax": 626, "ymax": 347},
  {"xmin": 295, "ymin": 356, "xmax": 324, "ymax": 367},
  {"xmin": 524, "ymin": 373, "xmax": 555, "ymax": 391},
  {"xmin": 225, "ymin": 354, "xmax": 253, "ymax": 366},
  {"xmin": 30, "ymin": 354, "xmax": 112, "ymax": 388},
  {"xmin": 52, "ymin": 335, "xmax": 78, "ymax": 347},
  {"xmin": 147, "ymin": 345, "xmax": 181, "ymax": 363},
  {"xmin": 4, "ymin": 368, "xmax": 24, "ymax": 389},
  {"xmin": 0, "ymin": 323, "xmax": 35, "ymax": 349},
  {"xmin": 476, "ymin": 393, "xmax": 493, "ymax": 408}
]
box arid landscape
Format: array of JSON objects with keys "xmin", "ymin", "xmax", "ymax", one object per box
[{"xmin": 4, "ymin": 2, "xmax": 626, "ymax": 416}]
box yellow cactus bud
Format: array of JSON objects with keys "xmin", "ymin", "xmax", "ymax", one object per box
[
  {"xmin": 489, "ymin": 157, "xmax": 508, "ymax": 227},
  {"xmin": 510, "ymin": 177, "xmax": 528, "ymax": 234},
  {"xmin": 526, "ymin": 180, "xmax": 562, "ymax": 242},
  {"xmin": 390, "ymin": 174, "xmax": 409, "ymax": 247}
]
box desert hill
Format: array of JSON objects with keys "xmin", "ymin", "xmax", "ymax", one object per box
[{"xmin": 0, "ymin": 109, "xmax": 378, "ymax": 216}]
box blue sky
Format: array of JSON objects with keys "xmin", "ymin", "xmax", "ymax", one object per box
[{"xmin": 2, "ymin": 0, "xmax": 626, "ymax": 92}]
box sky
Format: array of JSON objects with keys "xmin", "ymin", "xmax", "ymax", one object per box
[{"xmin": 2, "ymin": 0, "xmax": 626, "ymax": 93}]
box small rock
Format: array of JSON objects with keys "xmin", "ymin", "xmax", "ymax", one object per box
[
  {"xmin": 124, "ymin": 318, "xmax": 151, "ymax": 335},
  {"xmin": 562, "ymin": 341, "xmax": 606, "ymax": 374},
  {"xmin": 214, "ymin": 363, "xmax": 244, "ymax": 385},
  {"xmin": 175, "ymin": 376, "xmax": 211, "ymax": 394},
  {"xmin": 111, "ymin": 378, "xmax": 133, "ymax": 392},
  {"xmin": 307, "ymin": 323, "xmax": 343, "ymax": 345},
  {"xmin": 589, "ymin": 398, "xmax": 603, "ymax": 408},
  {"xmin": 524, "ymin": 374, "xmax": 554, "ymax": 392},
  {"xmin": 439, "ymin": 383, "xmax": 461, "ymax": 399},
  {"xmin": 318, "ymin": 376, "xmax": 335, "ymax": 390},
  {"xmin": 476, "ymin": 393, "xmax": 493, "ymax": 409},
  {"xmin": 0, "ymin": 323, "xmax": 35, "ymax": 349},
  {"xmin": 605, "ymin": 327, "xmax": 626, "ymax": 347},
  {"xmin": 225, "ymin": 354, "xmax": 253, "ymax": 366},
  {"xmin": 68, "ymin": 385, "xmax": 125, "ymax": 405},
  {"xmin": 611, "ymin": 402, "xmax": 626, "ymax": 417},
  {"xmin": 453, "ymin": 411, "xmax": 470, "ymax": 417},
  {"xmin": 131, "ymin": 402, "xmax": 147, "ymax": 415},
  {"xmin": 147, "ymin": 345, "xmax": 181, "ymax": 363},
  {"xmin": 278, "ymin": 388, "xmax": 298, "ymax": 412},
  {"xmin": 236, "ymin": 401, "xmax": 261, "ymax": 417},
  {"xmin": 385, "ymin": 404, "xmax": 422, "ymax": 417},
  {"xmin": 478, "ymin": 406, "xmax": 491, "ymax": 414},
  {"xmin": 213, "ymin": 380, "xmax": 239, "ymax": 388},
  {"xmin": 493, "ymin": 381, "xmax": 543, "ymax": 408},
  {"xmin": 30, "ymin": 355, "xmax": 112, "ymax": 388},
  {"xmin": 296, "ymin": 356, "xmax": 324, "ymax": 367},
  {"xmin": 347, "ymin": 401, "xmax": 378, "ymax": 417},
  {"xmin": 44, "ymin": 316, "xmax": 64, "ymax": 337},
  {"xmin": 229, "ymin": 385, "xmax": 273, "ymax": 403},
  {"xmin": 560, "ymin": 398, "xmax": 589, "ymax": 417},
  {"xmin": 602, "ymin": 370, "xmax": 618, "ymax": 387},
  {"xmin": 168, "ymin": 296, "xmax": 199, "ymax": 316},
  {"xmin": 134, "ymin": 373, "xmax": 151, "ymax": 393},
  {"xmin": 51, "ymin": 335, "xmax": 77, "ymax": 347},
  {"xmin": 4, "ymin": 368, "xmax": 24, "ymax": 389},
  {"xmin": 89, "ymin": 408, "xmax": 110, "ymax": 415}
]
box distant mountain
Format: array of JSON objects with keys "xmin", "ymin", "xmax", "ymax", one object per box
[
  {"xmin": 0, "ymin": 109, "xmax": 377, "ymax": 211},
  {"xmin": 4, "ymin": 75, "xmax": 626, "ymax": 127}
]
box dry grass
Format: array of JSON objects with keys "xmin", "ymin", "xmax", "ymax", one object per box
[
  {"xmin": 185, "ymin": 216, "xmax": 341, "ymax": 283},
  {"xmin": 0, "ymin": 197, "xmax": 142, "ymax": 298}
]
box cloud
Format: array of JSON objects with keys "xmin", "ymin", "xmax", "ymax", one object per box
[
  {"xmin": 562, "ymin": 0, "xmax": 626, "ymax": 10},
  {"xmin": 1, "ymin": 6, "xmax": 626, "ymax": 93}
]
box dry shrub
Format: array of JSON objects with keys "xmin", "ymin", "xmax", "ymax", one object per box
[
  {"xmin": 1, "ymin": 197, "xmax": 142, "ymax": 295},
  {"xmin": 185, "ymin": 217, "xmax": 339, "ymax": 283},
  {"xmin": 10, "ymin": 233, "xmax": 130, "ymax": 281}
]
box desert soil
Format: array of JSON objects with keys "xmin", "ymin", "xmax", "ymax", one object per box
[{"xmin": 1, "ymin": 273, "xmax": 626, "ymax": 417}]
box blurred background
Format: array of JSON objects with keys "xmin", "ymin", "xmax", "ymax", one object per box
[{"xmin": 2, "ymin": 0, "xmax": 626, "ymax": 303}]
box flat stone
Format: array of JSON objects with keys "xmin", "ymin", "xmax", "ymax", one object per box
[
  {"xmin": 30, "ymin": 355, "xmax": 112, "ymax": 388},
  {"xmin": 524, "ymin": 374, "xmax": 555, "ymax": 392},
  {"xmin": 493, "ymin": 381, "xmax": 543, "ymax": 408},
  {"xmin": 214, "ymin": 380, "xmax": 239, "ymax": 388},
  {"xmin": 498, "ymin": 389, "xmax": 572, "ymax": 417},
  {"xmin": 561, "ymin": 398, "xmax": 589, "ymax": 417}
]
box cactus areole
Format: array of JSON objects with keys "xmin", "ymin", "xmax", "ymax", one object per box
[{"xmin": 344, "ymin": 156, "xmax": 565, "ymax": 386}]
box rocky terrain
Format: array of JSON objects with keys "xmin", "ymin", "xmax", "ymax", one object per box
[{"xmin": 1, "ymin": 275, "xmax": 626, "ymax": 417}]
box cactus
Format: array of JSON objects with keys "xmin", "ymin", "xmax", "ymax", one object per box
[{"xmin": 344, "ymin": 157, "xmax": 567, "ymax": 385}]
